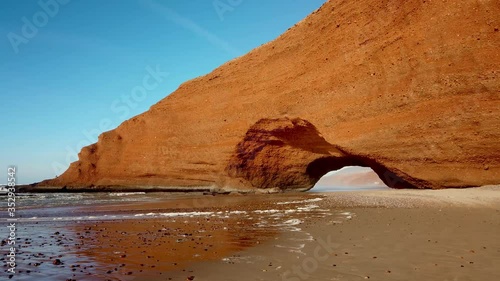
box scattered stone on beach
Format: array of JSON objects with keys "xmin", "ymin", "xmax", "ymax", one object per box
[{"xmin": 31, "ymin": 0, "xmax": 500, "ymax": 194}]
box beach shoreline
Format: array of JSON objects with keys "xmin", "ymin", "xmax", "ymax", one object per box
[
  {"xmin": 162, "ymin": 186, "xmax": 500, "ymax": 281},
  {"xmin": 2, "ymin": 186, "xmax": 499, "ymax": 280}
]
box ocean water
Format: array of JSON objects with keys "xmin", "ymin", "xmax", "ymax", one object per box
[
  {"xmin": 0, "ymin": 192, "xmax": 205, "ymax": 222},
  {"xmin": 0, "ymin": 186, "xmax": 383, "ymax": 221},
  {"xmin": 2, "ymin": 192, "xmax": 183, "ymax": 209},
  {"xmin": 0, "ymin": 192, "xmax": 351, "ymax": 280}
]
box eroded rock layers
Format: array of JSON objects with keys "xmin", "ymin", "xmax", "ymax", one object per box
[{"xmin": 35, "ymin": 0, "xmax": 500, "ymax": 191}]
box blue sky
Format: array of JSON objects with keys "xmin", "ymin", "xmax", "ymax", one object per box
[{"xmin": 0, "ymin": 0, "xmax": 326, "ymax": 184}]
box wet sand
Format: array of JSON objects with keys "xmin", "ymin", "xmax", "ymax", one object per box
[
  {"xmin": 2, "ymin": 187, "xmax": 499, "ymax": 280},
  {"xmin": 164, "ymin": 186, "xmax": 500, "ymax": 281},
  {"xmin": 2, "ymin": 193, "xmax": 330, "ymax": 280}
]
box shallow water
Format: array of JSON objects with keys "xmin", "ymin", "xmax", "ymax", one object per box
[
  {"xmin": 1, "ymin": 192, "xmax": 191, "ymax": 210},
  {"xmin": 0, "ymin": 192, "xmax": 346, "ymax": 280}
]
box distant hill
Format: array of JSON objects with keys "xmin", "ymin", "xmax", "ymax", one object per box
[{"xmin": 315, "ymin": 167, "xmax": 388, "ymax": 188}]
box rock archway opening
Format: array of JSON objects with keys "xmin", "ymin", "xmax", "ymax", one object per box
[
  {"xmin": 225, "ymin": 117, "xmax": 423, "ymax": 192},
  {"xmin": 304, "ymin": 155, "xmax": 421, "ymax": 191},
  {"xmin": 309, "ymin": 166, "xmax": 389, "ymax": 192}
]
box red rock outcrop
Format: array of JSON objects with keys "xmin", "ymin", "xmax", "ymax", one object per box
[
  {"xmin": 225, "ymin": 118, "xmax": 420, "ymax": 191},
  {"xmin": 33, "ymin": 0, "xmax": 499, "ymax": 191}
]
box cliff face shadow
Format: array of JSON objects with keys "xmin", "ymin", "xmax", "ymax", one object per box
[{"xmin": 226, "ymin": 118, "xmax": 421, "ymax": 191}]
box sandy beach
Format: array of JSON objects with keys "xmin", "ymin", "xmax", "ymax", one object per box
[
  {"xmin": 2, "ymin": 187, "xmax": 499, "ymax": 280},
  {"xmin": 164, "ymin": 186, "xmax": 500, "ymax": 281}
]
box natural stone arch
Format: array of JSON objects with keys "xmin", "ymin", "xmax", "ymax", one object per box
[{"xmin": 225, "ymin": 118, "xmax": 427, "ymax": 192}]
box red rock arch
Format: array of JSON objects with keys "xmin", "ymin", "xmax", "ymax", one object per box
[{"xmin": 225, "ymin": 118, "xmax": 428, "ymax": 191}]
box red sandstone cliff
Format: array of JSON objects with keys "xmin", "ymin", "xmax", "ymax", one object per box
[{"xmin": 33, "ymin": 0, "xmax": 500, "ymax": 191}]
